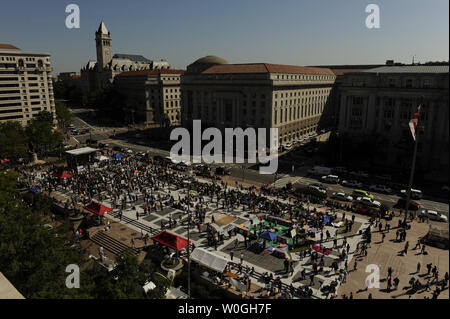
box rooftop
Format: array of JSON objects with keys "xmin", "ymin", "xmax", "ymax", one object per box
[
  {"xmin": 115, "ymin": 69, "xmax": 185, "ymax": 77},
  {"xmin": 65, "ymin": 147, "xmax": 99, "ymax": 156},
  {"xmin": 113, "ymin": 54, "xmax": 152, "ymax": 64},
  {"xmin": 97, "ymin": 21, "xmax": 109, "ymax": 35},
  {"xmin": 362, "ymin": 65, "xmax": 449, "ymax": 74},
  {"xmin": 201, "ymin": 63, "xmax": 335, "ymax": 76},
  {"xmin": 0, "ymin": 43, "xmax": 21, "ymax": 51}
]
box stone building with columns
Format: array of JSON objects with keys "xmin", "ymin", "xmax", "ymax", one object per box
[
  {"xmin": 181, "ymin": 56, "xmax": 336, "ymax": 148},
  {"xmin": 81, "ymin": 22, "xmax": 170, "ymax": 95},
  {"xmin": 338, "ymin": 64, "xmax": 449, "ymax": 183},
  {"xmin": 113, "ymin": 69, "xmax": 185, "ymax": 126}
]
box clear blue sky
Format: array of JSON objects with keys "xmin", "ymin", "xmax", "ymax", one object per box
[{"xmin": 1, "ymin": 0, "xmax": 448, "ymax": 74}]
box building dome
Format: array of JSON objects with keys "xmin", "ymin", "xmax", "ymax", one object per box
[
  {"xmin": 192, "ymin": 55, "xmax": 228, "ymax": 65},
  {"xmin": 186, "ymin": 55, "xmax": 228, "ymax": 74}
]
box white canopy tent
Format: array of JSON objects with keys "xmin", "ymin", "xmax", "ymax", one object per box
[
  {"xmin": 95, "ymin": 155, "xmax": 109, "ymax": 161},
  {"xmin": 190, "ymin": 248, "xmax": 229, "ymax": 273}
]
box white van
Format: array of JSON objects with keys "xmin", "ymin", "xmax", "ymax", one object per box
[
  {"xmin": 321, "ymin": 175, "xmax": 340, "ymax": 184},
  {"xmin": 400, "ymin": 188, "xmax": 423, "ymax": 200}
]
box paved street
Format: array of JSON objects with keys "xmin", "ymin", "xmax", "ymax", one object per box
[{"xmin": 66, "ymin": 106, "xmax": 449, "ymax": 218}]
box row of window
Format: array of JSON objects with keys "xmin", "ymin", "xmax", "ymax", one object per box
[
  {"xmin": 274, "ymin": 102, "xmax": 324, "ymax": 125},
  {"xmin": 350, "ymin": 77, "xmax": 435, "ymax": 89},
  {"xmin": 276, "ymin": 74, "xmax": 334, "ymax": 81},
  {"xmin": 275, "ymin": 95, "xmax": 328, "ymax": 107},
  {"xmin": 274, "ymin": 88, "xmax": 330, "ymax": 99},
  {"xmin": 279, "ymin": 126, "xmax": 318, "ymax": 144}
]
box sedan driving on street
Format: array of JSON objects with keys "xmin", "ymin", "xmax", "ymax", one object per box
[
  {"xmin": 369, "ymin": 184, "xmax": 393, "ymax": 194},
  {"xmin": 354, "ymin": 196, "xmax": 381, "ymax": 208},
  {"xmin": 308, "ymin": 183, "xmax": 328, "ymax": 194},
  {"xmin": 419, "ymin": 210, "xmax": 448, "ymax": 222},
  {"xmin": 331, "ymin": 192, "xmax": 353, "ymax": 202}
]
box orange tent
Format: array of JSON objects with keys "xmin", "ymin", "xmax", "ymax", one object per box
[
  {"xmin": 83, "ymin": 201, "xmax": 112, "ymax": 216},
  {"xmin": 151, "ymin": 231, "xmax": 189, "ymax": 251},
  {"xmin": 52, "ymin": 170, "xmax": 72, "ymax": 179}
]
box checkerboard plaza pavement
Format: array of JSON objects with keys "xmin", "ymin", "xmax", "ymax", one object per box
[{"xmin": 53, "ymin": 178, "xmax": 369, "ymax": 299}]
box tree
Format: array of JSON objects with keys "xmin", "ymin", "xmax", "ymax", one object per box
[
  {"xmin": 25, "ymin": 111, "xmax": 63, "ymax": 158},
  {"xmin": 124, "ymin": 97, "xmax": 143, "ymax": 125},
  {"xmin": 55, "ymin": 101, "xmax": 73, "ymax": 133},
  {"xmin": 0, "ymin": 169, "xmax": 94, "ymax": 298},
  {"xmin": 0, "ymin": 121, "xmax": 29, "ymax": 161}
]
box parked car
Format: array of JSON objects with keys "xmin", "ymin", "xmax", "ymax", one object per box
[
  {"xmin": 394, "ymin": 198, "xmax": 421, "ymax": 211},
  {"xmin": 399, "ymin": 189, "xmax": 423, "ymax": 200},
  {"xmin": 331, "ymin": 192, "xmax": 353, "ymax": 202},
  {"xmin": 215, "ymin": 167, "xmax": 231, "ymax": 175},
  {"xmin": 369, "ymin": 184, "xmax": 393, "ymax": 194},
  {"xmin": 341, "ymin": 180, "xmax": 363, "ymax": 188},
  {"xmin": 354, "ymin": 197, "xmax": 381, "ymax": 208},
  {"xmin": 308, "ymin": 183, "xmax": 327, "ymax": 194},
  {"xmin": 352, "ymin": 189, "xmax": 374, "ymax": 200},
  {"xmin": 419, "ymin": 210, "xmax": 448, "ymax": 222},
  {"xmin": 321, "ymin": 175, "xmax": 340, "ymax": 184}
]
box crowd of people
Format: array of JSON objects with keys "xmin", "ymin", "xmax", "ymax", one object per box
[{"xmin": 20, "ymin": 150, "xmax": 448, "ymax": 300}]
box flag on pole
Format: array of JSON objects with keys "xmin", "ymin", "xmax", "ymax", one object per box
[{"xmin": 409, "ymin": 105, "xmax": 421, "ymax": 140}]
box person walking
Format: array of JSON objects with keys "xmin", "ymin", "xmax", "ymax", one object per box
[
  {"xmin": 230, "ymin": 251, "xmax": 234, "ymax": 261},
  {"xmin": 353, "ymin": 261, "xmax": 358, "ymax": 271},
  {"xmin": 393, "ymin": 277, "xmax": 400, "ymax": 290},
  {"xmin": 240, "ymin": 252, "xmax": 244, "ymax": 265},
  {"xmin": 416, "ymin": 262, "xmax": 421, "ymax": 274},
  {"xmin": 381, "ymin": 232, "xmax": 386, "ymax": 243},
  {"xmin": 387, "ymin": 277, "xmax": 392, "ymax": 292}
]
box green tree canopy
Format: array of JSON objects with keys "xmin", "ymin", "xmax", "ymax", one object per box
[
  {"xmin": 55, "ymin": 101, "xmax": 73, "ymax": 133},
  {"xmin": 0, "ymin": 121, "xmax": 29, "ymax": 161},
  {"xmin": 25, "ymin": 111, "xmax": 63, "ymax": 157}
]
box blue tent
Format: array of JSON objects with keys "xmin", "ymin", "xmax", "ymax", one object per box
[
  {"xmin": 323, "ymin": 216, "xmax": 330, "ymax": 225},
  {"xmin": 30, "ymin": 188, "xmax": 41, "ymax": 193},
  {"xmin": 260, "ymin": 231, "xmax": 278, "ymax": 242},
  {"xmin": 112, "ymin": 153, "xmax": 123, "ymax": 159}
]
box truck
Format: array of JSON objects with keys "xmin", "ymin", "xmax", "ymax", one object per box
[{"xmin": 307, "ymin": 166, "xmax": 332, "ymax": 176}]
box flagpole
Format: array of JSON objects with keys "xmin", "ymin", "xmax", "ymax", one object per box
[{"xmin": 404, "ymin": 105, "xmax": 421, "ymax": 223}]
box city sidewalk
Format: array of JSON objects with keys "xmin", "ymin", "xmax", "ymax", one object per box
[{"xmin": 337, "ymin": 217, "xmax": 449, "ymax": 299}]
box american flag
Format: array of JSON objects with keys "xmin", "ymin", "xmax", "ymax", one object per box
[{"xmin": 409, "ymin": 105, "xmax": 421, "ymax": 141}]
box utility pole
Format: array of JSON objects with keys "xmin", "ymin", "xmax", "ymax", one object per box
[{"xmin": 404, "ymin": 103, "xmax": 422, "ymax": 223}]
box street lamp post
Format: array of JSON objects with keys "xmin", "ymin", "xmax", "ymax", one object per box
[{"xmin": 187, "ymin": 184, "xmax": 191, "ymax": 298}]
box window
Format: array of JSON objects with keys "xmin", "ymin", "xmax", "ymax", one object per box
[
  {"xmin": 388, "ymin": 78, "xmax": 396, "ymax": 88},
  {"xmin": 423, "ymin": 79, "xmax": 432, "ymax": 88},
  {"xmin": 351, "ymin": 106, "xmax": 362, "ymax": 117},
  {"xmin": 405, "ymin": 78, "xmax": 413, "ymax": 88},
  {"xmin": 353, "ymin": 96, "xmax": 363, "ymax": 105}
]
